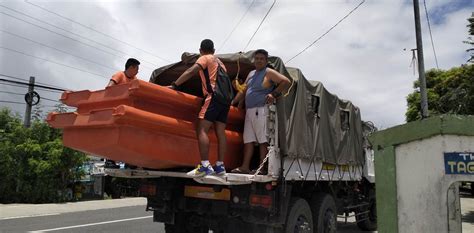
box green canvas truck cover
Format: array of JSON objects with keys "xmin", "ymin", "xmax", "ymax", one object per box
[{"xmin": 150, "ymin": 51, "xmax": 364, "ymax": 166}]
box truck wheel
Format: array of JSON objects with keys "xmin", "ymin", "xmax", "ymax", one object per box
[
  {"xmin": 311, "ymin": 193, "xmax": 337, "ymax": 233},
  {"xmin": 471, "ymin": 183, "xmax": 474, "ymax": 196},
  {"xmin": 284, "ymin": 198, "xmax": 313, "ymax": 233},
  {"xmin": 356, "ymin": 189, "xmax": 377, "ymax": 231}
]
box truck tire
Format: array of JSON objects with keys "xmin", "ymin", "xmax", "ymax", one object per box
[
  {"xmin": 311, "ymin": 193, "xmax": 337, "ymax": 233},
  {"xmin": 471, "ymin": 182, "xmax": 474, "ymax": 196},
  {"xmin": 284, "ymin": 198, "xmax": 313, "ymax": 233},
  {"xmin": 356, "ymin": 189, "xmax": 377, "ymax": 231}
]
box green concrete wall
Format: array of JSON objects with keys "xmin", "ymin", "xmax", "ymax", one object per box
[{"xmin": 374, "ymin": 146, "xmax": 398, "ymax": 233}]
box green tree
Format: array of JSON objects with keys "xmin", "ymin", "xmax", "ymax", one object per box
[
  {"xmin": 0, "ymin": 108, "xmax": 87, "ymax": 203},
  {"xmin": 32, "ymin": 104, "xmax": 45, "ymax": 121},
  {"xmin": 465, "ymin": 14, "xmax": 474, "ymax": 63},
  {"xmin": 406, "ymin": 64, "xmax": 474, "ymax": 122}
]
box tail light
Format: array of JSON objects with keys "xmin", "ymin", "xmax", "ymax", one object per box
[
  {"xmin": 250, "ymin": 194, "xmax": 273, "ymax": 208},
  {"xmin": 139, "ymin": 184, "xmax": 156, "ymax": 196}
]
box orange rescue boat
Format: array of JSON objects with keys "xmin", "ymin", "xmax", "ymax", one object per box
[{"xmin": 47, "ymin": 80, "xmax": 245, "ymax": 170}]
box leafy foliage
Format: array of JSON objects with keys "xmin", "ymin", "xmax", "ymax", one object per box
[
  {"xmin": 406, "ymin": 64, "xmax": 474, "ymax": 122},
  {"xmin": 0, "ymin": 108, "xmax": 87, "ymax": 203},
  {"xmin": 465, "ymin": 14, "xmax": 474, "ymax": 63}
]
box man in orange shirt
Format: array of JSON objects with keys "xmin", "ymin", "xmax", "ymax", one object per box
[
  {"xmin": 105, "ymin": 58, "xmax": 140, "ymax": 169},
  {"xmin": 107, "ymin": 58, "xmax": 140, "ymax": 86},
  {"xmin": 170, "ymin": 39, "xmax": 230, "ymax": 177}
]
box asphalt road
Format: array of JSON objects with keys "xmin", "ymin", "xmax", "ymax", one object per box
[
  {"xmin": 1, "ymin": 194, "xmax": 473, "ymax": 233},
  {"xmin": 0, "ymin": 205, "xmax": 368, "ymax": 233},
  {"xmin": 0, "ymin": 205, "xmax": 156, "ymax": 233}
]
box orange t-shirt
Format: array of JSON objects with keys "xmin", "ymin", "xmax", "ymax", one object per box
[
  {"xmin": 111, "ymin": 71, "xmax": 137, "ymax": 85},
  {"xmin": 195, "ymin": 54, "xmax": 227, "ymax": 96}
]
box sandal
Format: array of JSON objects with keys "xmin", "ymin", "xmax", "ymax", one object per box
[{"xmin": 231, "ymin": 167, "xmax": 250, "ymax": 174}]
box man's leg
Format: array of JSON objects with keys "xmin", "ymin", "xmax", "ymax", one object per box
[
  {"xmin": 242, "ymin": 143, "xmax": 255, "ymax": 172},
  {"xmin": 259, "ymin": 143, "xmax": 269, "ymax": 163},
  {"xmin": 214, "ymin": 121, "xmax": 227, "ymax": 162},
  {"xmin": 233, "ymin": 107, "xmax": 256, "ymax": 173},
  {"xmin": 196, "ymin": 119, "xmax": 213, "ymax": 161}
]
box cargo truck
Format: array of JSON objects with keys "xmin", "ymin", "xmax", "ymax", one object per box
[{"xmin": 48, "ymin": 51, "xmax": 377, "ymax": 233}]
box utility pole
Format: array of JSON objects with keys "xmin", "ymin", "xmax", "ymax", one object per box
[
  {"xmin": 23, "ymin": 76, "xmax": 35, "ymax": 127},
  {"xmin": 413, "ymin": 0, "xmax": 429, "ymax": 118}
]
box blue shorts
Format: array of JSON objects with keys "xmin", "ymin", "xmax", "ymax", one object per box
[{"xmin": 199, "ymin": 96, "xmax": 230, "ymax": 124}]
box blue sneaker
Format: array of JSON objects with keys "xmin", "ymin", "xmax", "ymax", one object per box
[
  {"xmin": 187, "ymin": 164, "xmax": 214, "ymax": 177},
  {"xmin": 213, "ymin": 164, "xmax": 226, "ymax": 175}
]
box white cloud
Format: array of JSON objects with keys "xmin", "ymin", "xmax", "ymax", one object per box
[{"xmin": 0, "ymin": 0, "xmax": 472, "ymax": 127}]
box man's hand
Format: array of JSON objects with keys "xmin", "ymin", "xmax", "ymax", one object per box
[
  {"xmin": 265, "ymin": 93, "xmax": 275, "ymax": 104},
  {"xmin": 167, "ymin": 85, "xmax": 175, "ymax": 90}
]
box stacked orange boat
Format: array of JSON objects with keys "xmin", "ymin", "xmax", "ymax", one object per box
[{"xmin": 47, "ymin": 80, "xmax": 245, "ymax": 170}]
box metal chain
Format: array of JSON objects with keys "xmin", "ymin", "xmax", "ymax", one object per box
[
  {"xmin": 253, "ymin": 104, "xmax": 276, "ymax": 177},
  {"xmin": 252, "ymin": 148, "xmax": 272, "ymax": 176}
]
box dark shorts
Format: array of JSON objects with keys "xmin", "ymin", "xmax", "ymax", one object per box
[{"xmin": 199, "ymin": 96, "xmax": 230, "ymax": 124}]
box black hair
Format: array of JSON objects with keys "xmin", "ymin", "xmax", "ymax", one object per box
[
  {"xmin": 125, "ymin": 58, "xmax": 140, "ymax": 70},
  {"xmin": 255, "ymin": 49, "xmax": 269, "ymax": 59},
  {"xmin": 200, "ymin": 39, "xmax": 215, "ymax": 53}
]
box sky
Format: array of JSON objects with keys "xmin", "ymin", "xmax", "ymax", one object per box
[{"xmin": 0, "ymin": 0, "xmax": 473, "ymax": 128}]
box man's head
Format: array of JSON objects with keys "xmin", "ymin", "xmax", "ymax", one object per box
[
  {"xmin": 199, "ymin": 39, "xmax": 215, "ymax": 55},
  {"xmin": 125, "ymin": 58, "xmax": 140, "ymax": 77},
  {"xmin": 254, "ymin": 49, "xmax": 269, "ymax": 70}
]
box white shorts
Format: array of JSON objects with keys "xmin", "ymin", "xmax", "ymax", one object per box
[{"xmin": 243, "ymin": 106, "xmax": 268, "ymax": 144}]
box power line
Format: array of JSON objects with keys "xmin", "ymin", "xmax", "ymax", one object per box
[
  {"xmin": 0, "ymin": 29, "xmax": 118, "ymax": 72},
  {"xmin": 0, "ymin": 73, "xmax": 68, "ymax": 90},
  {"xmin": 41, "ymin": 96, "xmax": 61, "ymax": 103},
  {"xmin": 218, "ymin": 0, "xmax": 256, "ymax": 52},
  {"xmin": 0, "ymin": 75, "xmax": 69, "ymax": 94},
  {"xmin": 0, "ymin": 81, "xmax": 61, "ymax": 92},
  {"xmin": 0, "ymin": 8, "xmax": 157, "ymax": 70},
  {"xmin": 0, "ymin": 10, "xmax": 125, "ymax": 64},
  {"xmin": 1, "ymin": 46, "xmax": 108, "ymax": 79},
  {"xmin": 0, "ymin": 100, "xmax": 26, "ymax": 105},
  {"xmin": 244, "ymin": 0, "xmax": 276, "ymax": 51},
  {"xmin": 24, "ymin": 0, "xmax": 171, "ymax": 63},
  {"xmin": 35, "ymin": 88, "xmax": 64, "ymax": 94},
  {"xmin": 423, "ymin": 0, "xmax": 439, "ymax": 69},
  {"xmin": 0, "ymin": 100, "xmax": 72, "ymax": 109},
  {"xmin": 286, "ymin": 0, "xmax": 366, "ymax": 64},
  {"xmin": 0, "ymin": 77, "xmax": 66, "ymax": 91},
  {"xmin": 0, "ymin": 82, "xmax": 28, "ymax": 89},
  {"xmin": 0, "ymin": 91, "xmax": 60, "ymax": 103},
  {"xmin": 0, "ymin": 73, "xmax": 30, "ymax": 82},
  {"xmin": 0, "ymin": 82, "xmax": 64, "ymax": 95},
  {"xmin": 0, "ymin": 90, "xmax": 24, "ymax": 96},
  {"xmin": 0, "ymin": 4, "xmax": 161, "ymax": 67}
]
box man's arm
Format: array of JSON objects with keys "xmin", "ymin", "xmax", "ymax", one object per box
[
  {"xmin": 170, "ymin": 64, "xmax": 201, "ymax": 89},
  {"xmin": 231, "ymin": 91, "xmax": 245, "ymax": 106},
  {"xmin": 231, "ymin": 72, "xmax": 251, "ymax": 106},
  {"xmin": 266, "ymin": 69, "xmax": 291, "ymax": 103}
]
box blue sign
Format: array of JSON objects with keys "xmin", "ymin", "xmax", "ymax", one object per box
[{"xmin": 444, "ymin": 152, "xmax": 474, "ymax": 175}]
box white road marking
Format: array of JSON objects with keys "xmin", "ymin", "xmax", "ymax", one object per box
[
  {"xmin": 28, "ymin": 215, "xmax": 153, "ymax": 232},
  {"xmin": 0, "ymin": 213, "xmax": 60, "ymax": 220}
]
